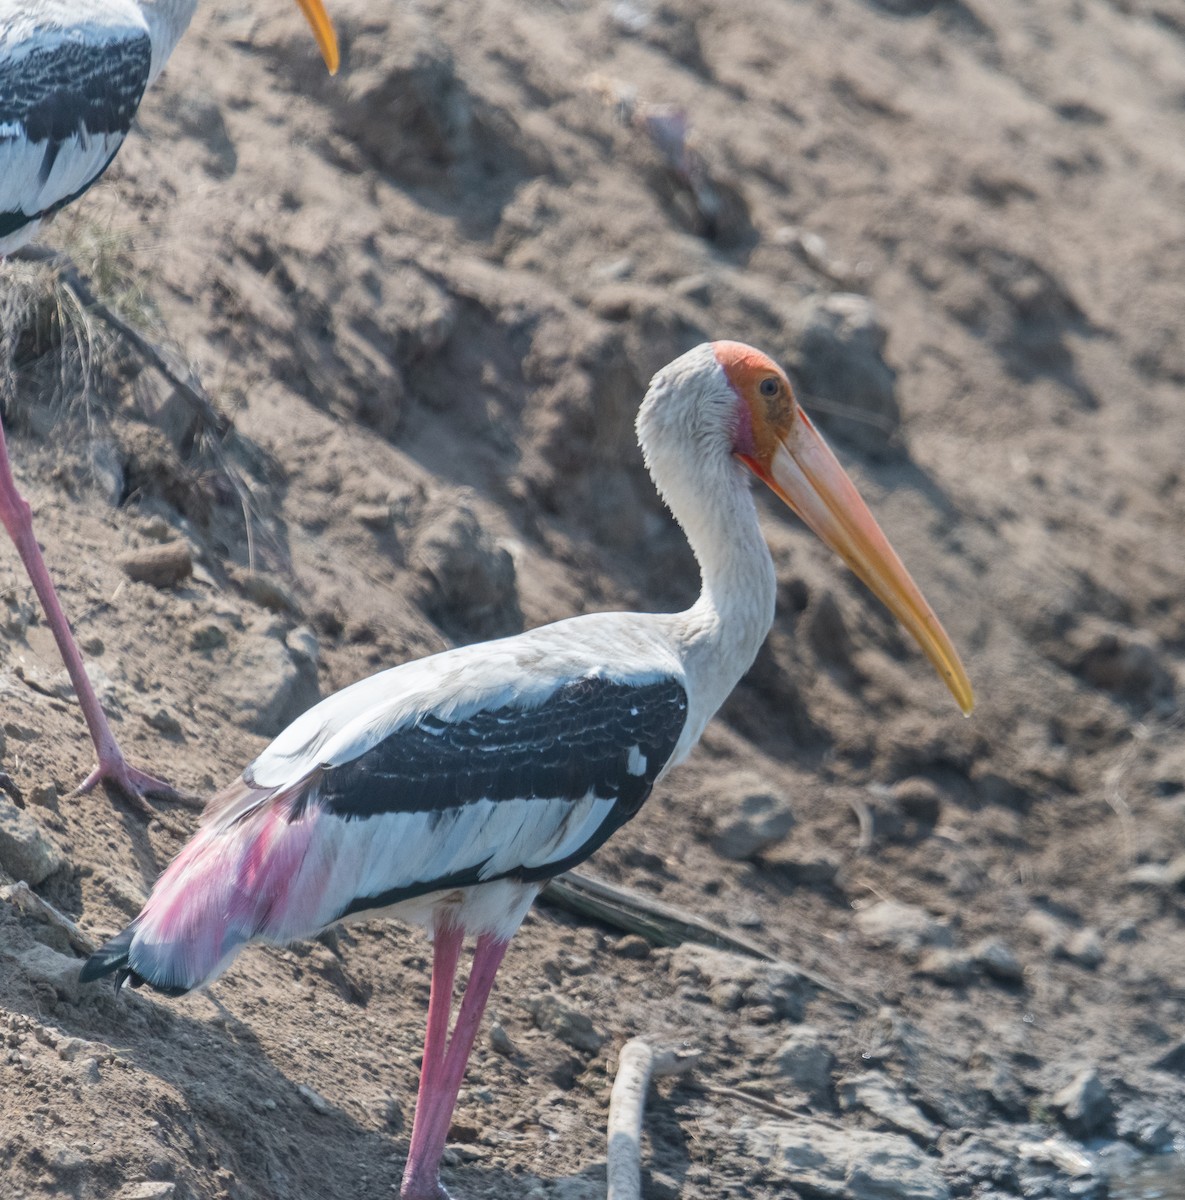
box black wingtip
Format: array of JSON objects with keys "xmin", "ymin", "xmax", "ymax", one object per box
[
  {"xmin": 79, "ymin": 924, "xmax": 137, "ymax": 986},
  {"xmin": 79, "ymin": 922, "xmax": 195, "ymax": 998}
]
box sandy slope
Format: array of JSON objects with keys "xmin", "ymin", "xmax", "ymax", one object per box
[{"xmin": 4, "ymin": 0, "xmax": 1185, "ymax": 1196}]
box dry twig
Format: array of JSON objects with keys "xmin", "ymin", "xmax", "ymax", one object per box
[
  {"xmin": 607, "ymin": 1038, "xmax": 700, "ymax": 1200},
  {"xmin": 542, "ymin": 870, "xmax": 872, "ymax": 1011}
]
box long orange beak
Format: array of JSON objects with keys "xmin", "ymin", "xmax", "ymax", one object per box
[
  {"xmin": 294, "ymin": 0, "xmax": 340, "ymax": 74},
  {"xmin": 744, "ymin": 410, "xmax": 975, "ymax": 716}
]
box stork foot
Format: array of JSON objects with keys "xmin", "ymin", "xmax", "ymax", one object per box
[{"xmin": 73, "ymin": 758, "xmax": 203, "ymax": 818}]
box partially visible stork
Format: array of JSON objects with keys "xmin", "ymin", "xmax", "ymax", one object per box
[
  {"xmin": 82, "ymin": 342, "xmax": 974, "ymax": 1199},
  {"xmin": 0, "ymin": 0, "xmax": 338, "ymax": 810}
]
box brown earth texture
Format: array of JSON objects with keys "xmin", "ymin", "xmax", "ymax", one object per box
[{"xmin": 4, "ymin": 0, "xmax": 1185, "ymax": 1197}]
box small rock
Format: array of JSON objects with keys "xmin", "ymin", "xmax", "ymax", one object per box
[
  {"xmin": 411, "ymin": 493, "xmax": 523, "ymax": 642},
  {"xmin": 119, "ymin": 1183, "xmax": 176, "ymax": 1200},
  {"xmin": 1063, "ymin": 928, "xmax": 1105, "ymax": 969},
  {"xmin": 28, "ymin": 784, "xmax": 58, "ymax": 810},
  {"xmin": 971, "ymin": 938, "xmax": 1025, "ymax": 985},
  {"xmin": 839, "ymin": 1072, "xmax": 941, "ymax": 1144},
  {"xmin": 298, "ymin": 1084, "xmax": 331, "ymax": 1114},
  {"xmin": 788, "ymin": 293, "xmax": 902, "ymax": 457},
  {"xmin": 740, "ymin": 1118, "xmax": 949, "ymax": 1199},
  {"xmin": 529, "ymin": 995, "xmax": 605, "ymax": 1054},
  {"xmin": 488, "ymin": 1023, "xmax": 516, "ymax": 1057},
  {"xmin": 1061, "ymin": 618, "xmax": 1174, "ymax": 706},
  {"xmin": 137, "ymin": 514, "xmax": 174, "ymax": 542},
  {"xmin": 0, "ymin": 799, "xmax": 66, "ymax": 884},
  {"xmin": 80, "ymin": 635, "xmax": 105, "ymax": 656},
  {"xmin": 917, "ymin": 948, "xmax": 974, "ymax": 986},
  {"xmin": 670, "ymin": 944, "xmax": 807, "ymax": 1020},
  {"xmin": 890, "ymin": 777, "xmax": 943, "ymax": 825},
  {"xmin": 1126, "ymin": 856, "xmax": 1185, "ymax": 890},
  {"xmin": 774, "ymin": 854, "xmax": 840, "ymax": 886},
  {"xmin": 1050, "ymin": 1068, "xmax": 1112, "ymax": 1138},
  {"xmin": 855, "ymin": 900, "xmax": 953, "ymax": 953},
  {"xmin": 222, "ymin": 621, "xmax": 321, "ymax": 736},
  {"xmin": 1152, "ymin": 1042, "xmax": 1185, "ymax": 1076},
  {"xmin": 1113, "ymin": 1099, "xmax": 1177, "ymax": 1152},
  {"xmin": 805, "ymin": 590, "xmax": 852, "ymax": 667},
  {"xmin": 352, "ymin": 502, "xmax": 392, "ymax": 530},
  {"xmin": 189, "ymin": 619, "xmax": 229, "ymax": 651},
  {"xmin": 613, "ymin": 934, "xmax": 651, "ymax": 960},
  {"xmin": 17, "ymin": 943, "xmax": 82, "ymax": 1001},
  {"xmin": 286, "ymin": 625, "xmax": 320, "ymax": 666},
  {"xmin": 711, "ymin": 790, "xmax": 796, "ymax": 860},
  {"xmin": 143, "ymin": 707, "xmax": 182, "ymax": 736},
  {"xmin": 773, "ymin": 1025, "xmax": 835, "ymax": 1101},
  {"xmin": 118, "ymin": 541, "xmax": 193, "ymax": 589},
  {"xmin": 87, "ymin": 438, "xmax": 125, "ymax": 506},
  {"xmin": 233, "ymin": 569, "xmax": 302, "ymax": 618}
]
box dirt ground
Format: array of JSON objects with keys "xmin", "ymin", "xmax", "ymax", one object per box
[{"xmin": 4, "ymin": 0, "xmax": 1185, "ymax": 1197}]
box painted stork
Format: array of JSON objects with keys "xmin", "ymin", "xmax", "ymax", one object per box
[
  {"xmin": 81, "ymin": 342, "xmax": 974, "ymax": 1199},
  {"xmin": 0, "ymin": 0, "xmax": 338, "ymax": 808}
]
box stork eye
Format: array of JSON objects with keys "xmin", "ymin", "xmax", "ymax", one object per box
[{"xmin": 759, "ymin": 377, "xmax": 780, "ymax": 398}]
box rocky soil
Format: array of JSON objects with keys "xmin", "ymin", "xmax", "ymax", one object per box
[{"xmin": 4, "ymin": 0, "xmax": 1185, "ymax": 1197}]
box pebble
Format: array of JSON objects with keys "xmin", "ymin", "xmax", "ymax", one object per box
[
  {"xmin": 118, "ymin": 1184, "xmax": 176, "ymax": 1200},
  {"xmin": 1049, "ymin": 1067, "xmax": 1112, "ymax": 1138},
  {"xmin": 711, "ymin": 789, "xmax": 796, "ymax": 860},
  {"xmin": 352, "ymin": 502, "xmax": 392, "ymax": 530},
  {"xmin": 411, "ymin": 494, "xmax": 522, "ymax": 642},
  {"xmin": 233, "ymin": 570, "xmax": 302, "ymax": 618},
  {"xmin": 971, "ymin": 938, "xmax": 1025, "ymax": 985},
  {"xmin": 838, "ymin": 1071, "xmax": 941, "ymax": 1144},
  {"xmin": 143, "ymin": 706, "xmax": 182, "ymax": 736},
  {"xmin": 137, "ymin": 514, "xmax": 174, "ymax": 542},
  {"xmin": 773, "ymin": 1025, "xmax": 835, "ymax": 1100},
  {"xmin": 855, "ymin": 900, "xmax": 954, "ymax": 953},
  {"xmin": 297, "ymin": 1084, "xmax": 331, "ymax": 1114},
  {"xmin": 670, "ymin": 944, "xmax": 807, "ymax": 1021},
  {"xmin": 488, "ymin": 1023, "xmax": 516, "ymax": 1057},
  {"xmin": 189, "ymin": 619, "xmax": 229, "ymax": 651},
  {"xmin": 1063, "ymin": 928, "xmax": 1105, "ymax": 969},
  {"xmin": 0, "ymin": 799, "xmax": 66, "ymax": 885},
  {"xmin": 1126, "ymin": 856, "xmax": 1185, "ymax": 890},
  {"xmin": 788, "ymin": 293, "xmax": 902, "ymax": 458},
  {"xmin": 118, "ymin": 541, "xmax": 193, "ymax": 588},
  {"xmin": 528, "ymin": 995, "xmax": 605, "ymax": 1054},
  {"xmin": 917, "ymin": 947, "xmax": 975, "ymax": 986},
  {"xmin": 740, "ymin": 1118, "xmax": 949, "ymax": 1199},
  {"xmin": 222, "ymin": 620, "xmax": 321, "ymax": 736},
  {"xmin": 28, "ymin": 784, "xmax": 59, "ymax": 810},
  {"xmin": 613, "ymin": 934, "xmax": 651, "ymax": 960}
]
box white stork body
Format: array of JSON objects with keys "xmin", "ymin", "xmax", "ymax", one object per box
[
  {"xmin": 83, "ymin": 342, "xmax": 973, "ymax": 1200},
  {"xmin": 0, "ymin": 0, "xmax": 337, "ymax": 808}
]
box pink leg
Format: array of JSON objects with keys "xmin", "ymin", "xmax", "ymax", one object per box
[
  {"xmin": 0, "ymin": 416, "xmax": 181, "ymax": 813},
  {"xmin": 400, "ymin": 930, "xmax": 511, "ymax": 1200}
]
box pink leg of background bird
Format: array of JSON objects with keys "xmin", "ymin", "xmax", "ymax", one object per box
[
  {"xmin": 401, "ymin": 923, "xmax": 511, "ymax": 1200},
  {"xmin": 0, "ymin": 415, "xmax": 179, "ymax": 813}
]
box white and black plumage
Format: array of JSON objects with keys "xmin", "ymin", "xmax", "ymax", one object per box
[
  {"xmin": 0, "ymin": 0, "xmax": 339, "ymax": 251},
  {"xmin": 82, "ymin": 341, "xmax": 974, "ymax": 1200},
  {"xmin": 0, "ymin": 0, "xmax": 338, "ymax": 809}
]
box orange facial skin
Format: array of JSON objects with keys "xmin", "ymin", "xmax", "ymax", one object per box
[{"xmin": 711, "ymin": 340, "xmax": 975, "ymax": 716}]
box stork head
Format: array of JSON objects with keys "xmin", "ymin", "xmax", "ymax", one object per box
[
  {"xmin": 294, "ymin": 0, "xmax": 341, "ymax": 74},
  {"xmin": 638, "ymin": 341, "xmax": 974, "ymax": 715}
]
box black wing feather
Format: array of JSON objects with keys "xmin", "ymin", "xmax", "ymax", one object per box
[
  {"xmin": 320, "ymin": 676, "xmax": 689, "ymax": 920},
  {"xmin": 0, "ymin": 31, "xmax": 152, "ymax": 236}
]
